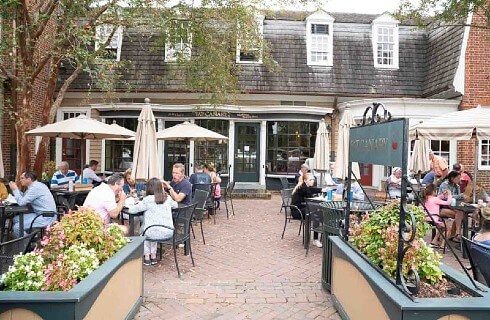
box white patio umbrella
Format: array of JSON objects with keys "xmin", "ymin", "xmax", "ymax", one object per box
[
  {"xmin": 313, "ymin": 119, "xmax": 331, "ymax": 186},
  {"xmin": 333, "ymin": 107, "xmax": 360, "ymax": 181},
  {"xmin": 410, "ymin": 105, "xmax": 490, "ymax": 202},
  {"xmin": 131, "ymin": 104, "xmax": 160, "ymax": 180},
  {"xmin": 409, "ymin": 138, "xmax": 431, "ymax": 174},
  {"xmin": 26, "ymin": 115, "xmax": 135, "ymax": 178},
  {"xmin": 156, "ymin": 121, "xmax": 228, "ymax": 141}
]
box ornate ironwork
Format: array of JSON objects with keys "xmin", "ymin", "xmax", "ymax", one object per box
[
  {"xmin": 397, "ymin": 209, "xmax": 421, "ymax": 295},
  {"xmin": 361, "ymin": 102, "xmax": 392, "ymax": 126}
]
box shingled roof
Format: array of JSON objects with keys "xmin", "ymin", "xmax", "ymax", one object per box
[{"xmin": 64, "ymin": 11, "xmax": 465, "ymax": 99}]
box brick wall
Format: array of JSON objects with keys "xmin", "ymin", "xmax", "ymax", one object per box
[{"xmin": 458, "ymin": 11, "xmax": 490, "ymax": 188}]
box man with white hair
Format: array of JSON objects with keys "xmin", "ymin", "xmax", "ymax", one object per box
[{"xmin": 50, "ymin": 161, "xmax": 79, "ymax": 189}]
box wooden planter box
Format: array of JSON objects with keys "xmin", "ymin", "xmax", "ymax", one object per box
[
  {"xmin": 330, "ymin": 236, "xmax": 490, "ymax": 320},
  {"xmin": 0, "ymin": 237, "xmax": 144, "ymax": 320}
]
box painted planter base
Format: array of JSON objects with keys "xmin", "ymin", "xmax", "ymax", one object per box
[
  {"xmin": 329, "ymin": 236, "xmax": 490, "ymax": 320},
  {"xmin": 0, "ymin": 237, "xmax": 144, "ymax": 320}
]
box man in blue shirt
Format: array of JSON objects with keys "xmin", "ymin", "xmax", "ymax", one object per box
[
  {"xmin": 163, "ymin": 163, "xmax": 192, "ymax": 206},
  {"xmin": 9, "ymin": 171, "xmax": 57, "ymax": 237},
  {"xmin": 422, "ymin": 170, "xmax": 436, "ymax": 185},
  {"xmin": 50, "ymin": 161, "xmax": 79, "ymax": 189}
]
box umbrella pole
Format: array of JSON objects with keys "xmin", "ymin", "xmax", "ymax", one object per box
[
  {"xmin": 473, "ymin": 138, "xmax": 478, "ymax": 204},
  {"xmin": 80, "ymin": 136, "xmax": 85, "ymax": 183}
]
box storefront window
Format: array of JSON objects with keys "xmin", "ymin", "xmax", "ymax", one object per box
[
  {"xmin": 194, "ymin": 119, "xmax": 229, "ymax": 173},
  {"xmin": 104, "ymin": 118, "xmax": 138, "ymax": 172},
  {"xmin": 266, "ymin": 121, "xmax": 318, "ymax": 174}
]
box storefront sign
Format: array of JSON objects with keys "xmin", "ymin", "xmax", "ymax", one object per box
[
  {"xmin": 349, "ymin": 118, "xmax": 407, "ymax": 167},
  {"xmin": 194, "ymin": 111, "xmax": 231, "ymax": 118}
]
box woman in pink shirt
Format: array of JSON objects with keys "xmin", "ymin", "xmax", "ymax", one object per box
[{"xmin": 423, "ymin": 183, "xmax": 452, "ymax": 247}]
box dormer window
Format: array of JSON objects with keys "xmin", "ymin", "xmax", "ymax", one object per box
[
  {"xmin": 165, "ymin": 20, "xmax": 192, "ymax": 62},
  {"xmin": 306, "ymin": 10, "xmax": 334, "ymax": 67},
  {"xmin": 236, "ymin": 15, "xmax": 264, "ymax": 64},
  {"xmin": 372, "ymin": 13, "xmax": 399, "ymax": 69},
  {"xmin": 95, "ymin": 25, "xmax": 123, "ymax": 61}
]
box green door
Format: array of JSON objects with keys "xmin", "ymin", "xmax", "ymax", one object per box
[{"xmin": 234, "ymin": 123, "xmax": 260, "ymax": 182}]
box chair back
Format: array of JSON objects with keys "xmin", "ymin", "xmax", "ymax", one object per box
[
  {"xmin": 173, "ymin": 203, "xmax": 197, "ymax": 243},
  {"xmin": 306, "ymin": 200, "xmax": 324, "ymax": 224},
  {"xmin": 0, "ymin": 232, "xmax": 36, "ymax": 275},
  {"xmin": 193, "ymin": 189, "xmax": 209, "ymax": 210},
  {"xmin": 462, "ymin": 236, "xmax": 490, "ymax": 286},
  {"xmin": 225, "ymin": 181, "xmax": 235, "ymax": 196},
  {"xmin": 280, "ymin": 188, "xmax": 293, "ymax": 207},
  {"xmin": 279, "ymin": 177, "xmax": 290, "ymax": 190}
]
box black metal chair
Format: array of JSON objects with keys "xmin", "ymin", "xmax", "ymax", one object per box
[
  {"xmin": 462, "ymin": 236, "xmax": 490, "ymax": 286},
  {"xmin": 143, "ymin": 203, "xmax": 197, "ymax": 278},
  {"xmin": 280, "ymin": 188, "xmax": 304, "ymax": 240},
  {"xmin": 223, "ymin": 181, "xmax": 235, "ymax": 218},
  {"xmin": 27, "ymin": 211, "xmax": 63, "ymax": 244},
  {"xmin": 193, "ymin": 183, "xmax": 216, "ymax": 223},
  {"xmin": 427, "ymin": 213, "xmax": 448, "ymax": 253},
  {"xmin": 305, "ymin": 200, "xmax": 325, "ymax": 256},
  {"xmin": 279, "ymin": 177, "xmax": 292, "ymax": 190},
  {"xmin": 191, "ymin": 189, "xmax": 209, "ymax": 244},
  {"xmin": 0, "ymin": 232, "xmax": 37, "ymax": 275}
]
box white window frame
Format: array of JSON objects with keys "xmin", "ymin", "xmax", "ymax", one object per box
[
  {"xmin": 236, "ymin": 15, "xmax": 264, "ymax": 64},
  {"xmin": 165, "ymin": 20, "xmax": 192, "ymax": 62},
  {"xmin": 306, "ymin": 11, "xmax": 334, "ymax": 67},
  {"xmin": 478, "ymin": 140, "xmax": 490, "ymax": 170},
  {"xmin": 55, "ymin": 108, "xmax": 91, "ymax": 166},
  {"xmin": 372, "ymin": 14, "xmax": 399, "ymax": 69},
  {"xmin": 95, "ymin": 25, "xmax": 123, "ymax": 61}
]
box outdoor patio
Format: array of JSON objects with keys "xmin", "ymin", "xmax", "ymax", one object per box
[{"xmin": 136, "ymin": 194, "xmax": 339, "ymax": 319}]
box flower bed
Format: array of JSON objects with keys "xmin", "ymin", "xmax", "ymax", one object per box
[
  {"xmin": 0, "ymin": 208, "xmax": 144, "ymax": 320},
  {"xmin": 1, "ymin": 208, "xmax": 128, "ymax": 292}
]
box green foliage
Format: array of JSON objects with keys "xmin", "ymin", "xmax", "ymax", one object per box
[
  {"xmin": 396, "ymin": 0, "xmax": 490, "ymax": 28},
  {"xmin": 350, "ymin": 202, "xmax": 443, "ymax": 284}
]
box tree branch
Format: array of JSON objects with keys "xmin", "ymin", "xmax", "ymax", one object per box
[
  {"xmin": 0, "ymin": 65, "xmax": 19, "ymax": 81},
  {"xmin": 20, "ymin": 0, "xmax": 32, "ymax": 31},
  {"xmin": 33, "ymin": 0, "xmax": 58, "ymax": 41},
  {"xmin": 50, "ymin": 64, "xmax": 83, "ymax": 122},
  {"xmin": 30, "ymin": 54, "xmax": 52, "ymax": 82}
]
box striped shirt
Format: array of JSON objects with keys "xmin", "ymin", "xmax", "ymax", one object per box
[{"xmin": 50, "ymin": 170, "xmax": 79, "ymax": 187}]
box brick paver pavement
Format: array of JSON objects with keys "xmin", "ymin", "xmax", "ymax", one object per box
[{"xmin": 135, "ymin": 195, "xmax": 339, "ymax": 319}]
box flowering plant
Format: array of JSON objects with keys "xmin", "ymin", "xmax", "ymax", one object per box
[
  {"xmin": 1, "ymin": 253, "xmax": 44, "ymax": 291},
  {"xmin": 349, "ymin": 201, "xmax": 443, "ymax": 284},
  {"xmin": 1, "ymin": 208, "xmax": 128, "ymax": 291}
]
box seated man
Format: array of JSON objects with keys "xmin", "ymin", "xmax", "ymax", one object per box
[
  {"xmin": 82, "ymin": 160, "xmax": 103, "ymax": 185},
  {"xmin": 83, "ymin": 173, "xmax": 126, "ymax": 227},
  {"xmin": 189, "ymin": 163, "xmax": 212, "ymax": 194},
  {"xmin": 335, "ymin": 179, "xmax": 364, "ymax": 201},
  {"xmin": 9, "ymin": 171, "xmax": 57, "ymax": 237},
  {"xmin": 50, "ymin": 161, "xmax": 79, "ymax": 189},
  {"xmin": 162, "ymin": 163, "xmax": 192, "ymax": 206},
  {"xmin": 422, "ymin": 170, "xmax": 436, "ymax": 185}
]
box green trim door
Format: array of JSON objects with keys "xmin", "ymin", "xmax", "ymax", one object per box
[{"xmin": 234, "ymin": 123, "xmax": 260, "ymax": 182}]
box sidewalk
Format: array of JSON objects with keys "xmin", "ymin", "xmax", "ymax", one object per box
[{"xmin": 136, "ymin": 195, "xmax": 338, "ymax": 319}]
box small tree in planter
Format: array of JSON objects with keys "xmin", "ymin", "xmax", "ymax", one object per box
[{"xmin": 1, "ymin": 207, "xmax": 128, "ymax": 291}]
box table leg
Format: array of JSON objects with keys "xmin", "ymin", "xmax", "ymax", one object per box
[
  {"xmin": 304, "ymin": 214, "xmax": 311, "ymax": 249},
  {"xmin": 461, "ymin": 213, "xmax": 469, "ymax": 259},
  {"xmin": 129, "ymin": 214, "xmax": 135, "ymax": 237},
  {"xmin": 19, "ymin": 212, "xmax": 24, "ymax": 236}
]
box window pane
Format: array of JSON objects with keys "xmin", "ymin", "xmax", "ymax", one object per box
[
  {"xmin": 104, "ymin": 118, "xmax": 137, "ymax": 171},
  {"xmin": 311, "ymin": 24, "xmax": 328, "ymax": 35},
  {"xmin": 194, "ymin": 119, "xmax": 229, "ymax": 173}
]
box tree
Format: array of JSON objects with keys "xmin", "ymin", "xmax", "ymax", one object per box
[
  {"xmin": 0, "ymin": 0, "xmax": 310, "ymax": 178},
  {"xmin": 396, "ymin": 0, "xmax": 490, "ymax": 28}
]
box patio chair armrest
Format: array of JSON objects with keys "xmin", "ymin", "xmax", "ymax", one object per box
[{"xmin": 142, "ymin": 224, "xmax": 175, "ymax": 236}]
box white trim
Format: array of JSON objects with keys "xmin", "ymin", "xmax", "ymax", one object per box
[
  {"xmin": 478, "ymin": 139, "xmax": 490, "ymax": 171},
  {"xmin": 453, "ymin": 12, "xmax": 473, "ymax": 95},
  {"xmin": 259, "ymin": 121, "xmax": 267, "ymax": 185},
  {"xmin": 228, "ymin": 120, "xmax": 235, "ymax": 181},
  {"xmin": 306, "ymin": 10, "xmax": 334, "ymax": 67},
  {"xmin": 372, "ymin": 13, "xmax": 399, "ymax": 69},
  {"xmin": 92, "ymin": 103, "xmax": 332, "ymax": 116},
  {"xmin": 100, "ymin": 118, "xmax": 106, "ymax": 172},
  {"xmin": 266, "ymin": 174, "xmax": 296, "ymax": 179},
  {"xmin": 236, "ymin": 15, "xmax": 264, "ymax": 64},
  {"xmin": 189, "ymin": 119, "xmax": 195, "ymax": 174}
]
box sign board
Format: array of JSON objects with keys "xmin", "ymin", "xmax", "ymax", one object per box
[{"xmin": 349, "ymin": 118, "xmax": 407, "ymax": 167}]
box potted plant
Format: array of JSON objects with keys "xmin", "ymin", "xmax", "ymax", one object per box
[
  {"xmin": 0, "ymin": 207, "xmax": 144, "ymax": 320},
  {"xmin": 328, "ymin": 201, "xmax": 490, "ymax": 320}
]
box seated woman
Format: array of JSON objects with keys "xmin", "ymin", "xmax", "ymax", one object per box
[
  {"xmin": 422, "ymin": 183, "xmax": 452, "ymax": 247},
  {"xmin": 123, "ymin": 168, "xmax": 145, "ymax": 196},
  {"xmin": 204, "ymin": 163, "xmax": 222, "ymax": 209},
  {"xmin": 292, "ymin": 164, "xmax": 323, "ymax": 248},
  {"xmin": 387, "ymin": 167, "xmax": 402, "ymax": 199},
  {"xmin": 474, "ymin": 207, "xmax": 490, "ymax": 247},
  {"xmin": 126, "ymin": 178, "xmax": 178, "ymax": 266},
  {"xmin": 437, "ymin": 170, "xmax": 465, "ymax": 243}
]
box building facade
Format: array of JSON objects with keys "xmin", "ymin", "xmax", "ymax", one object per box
[{"xmin": 7, "ymin": 9, "xmax": 487, "ymax": 188}]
